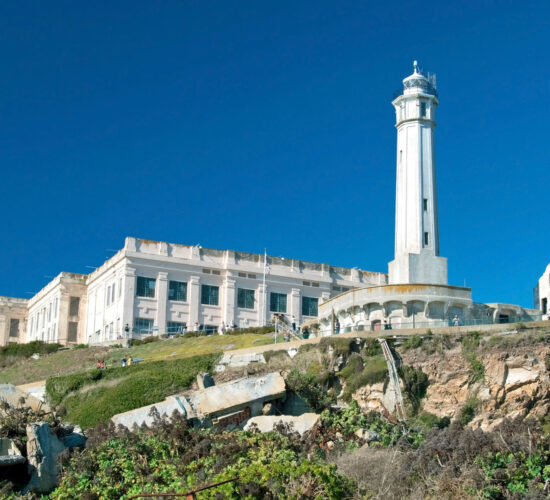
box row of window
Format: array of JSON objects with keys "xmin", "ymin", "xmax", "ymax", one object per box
[
  {"xmin": 29, "ymin": 297, "xmax": 59, "ymax": 334},
  {"xmin": 136, "ymin": 277, "xmax": 318, "ymax": 315}
]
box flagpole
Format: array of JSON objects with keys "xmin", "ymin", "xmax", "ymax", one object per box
[{"xmin": 262, "ymin": 249, "xmax": 267, "ymax": 327}]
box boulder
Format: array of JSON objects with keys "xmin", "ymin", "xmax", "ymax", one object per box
[
  {"xmin": 25, "ymin": 422, "xmax": 66, "ymax": 493},
  {"xmin": 243, "ymin": 413, "xmax": 320, "ymax": 436},
  {"xmin": 354, "ymin": 428, "xmax": 381, "ymax": 442}
]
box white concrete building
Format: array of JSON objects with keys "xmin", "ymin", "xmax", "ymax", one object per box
[
  {"xmin": 84, "ymin": 237, "xmax": 387, "ymax": 343},
  {"xmin": 535, "ymin": 263, "xmax": 550, "ymax": 320},
  {"xmin": 26, "ymin": 273, "xmax": 87, "ymax": 345}
]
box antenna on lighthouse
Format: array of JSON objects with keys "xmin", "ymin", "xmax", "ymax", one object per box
[{"xmin": 413, "ymin": 60, "xmax": 418, "ymax": 73}]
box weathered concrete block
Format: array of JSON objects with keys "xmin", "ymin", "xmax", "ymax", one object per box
[{"xmin": 244, "ymin": 413, "xmax": 320, "ymax": 436}]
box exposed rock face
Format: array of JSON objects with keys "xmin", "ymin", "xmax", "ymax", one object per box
[
  {"xmin": 244, "ymin": 413, "xmax": 320, "ymax": 435},
  {"xmin": 25, "ymin": 422, "xmax": 66, "ymax": 493},
  {"xmin": 350, "ymin": 341, "xmax": 550, "ymax": 431}
]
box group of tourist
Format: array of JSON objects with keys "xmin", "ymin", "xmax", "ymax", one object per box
[{"xmin": 121, "ymin": 356, "xmax": 133, "ymax": 367}]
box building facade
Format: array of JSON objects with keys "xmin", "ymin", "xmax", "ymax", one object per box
[
  {"xmin": 0, "ymin": 237, "xmax": 388, "ymax": 346},
  {"xmin": 84, "ymin": 237, "xmax": 387, "ymax": 343},
  {"xmin": 0, "ymin": 296, "xmax": 28, "ymax": 346},
  {"xmin": 535, "ymin": 263, "xmax": 550, "ymax": 320},
  {"xmin": 26, "ymin": 273, "xmax": 87, "ymax": 345}
]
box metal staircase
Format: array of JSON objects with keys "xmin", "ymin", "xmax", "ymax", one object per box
[{"xmin": 378, "ymin": 338, "xmax": 406, "ymax": 421}]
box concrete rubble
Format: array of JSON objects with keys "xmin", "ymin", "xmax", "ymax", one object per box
[
  {"xmin": 244, "ymin": 413, "xmax": 320, "ymax": 436},
  {"xmin": 0, "ymin": 438, "xmax": 25, "ymax": 466},
  {"xmin": 25, "ymin": 422, "xmax": 66, "ymax": 493},
  {"xmin": 0, "ymin": 383, "xmax": 48, "ymax": 412},
  {"xmin": 215, "ymin": 352, "xmax": 266, "ymax": 372},
  {"xmin": 112, "ymin": 372, "xmax": 286, "ymax": 429}
]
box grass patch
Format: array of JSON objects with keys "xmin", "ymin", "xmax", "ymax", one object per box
[
  {"xmin": 399, "ymin": 365, "xmax": 429, "ymax": 414},
  {"xmin": 462, "ymin": 332, "xmax": 485, "ymax": 382},
  {"xmin": 47, "ymin": 354, "xmax": 218, "ymax": 428}
]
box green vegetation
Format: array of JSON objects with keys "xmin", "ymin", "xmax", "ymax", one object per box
[
  {"xmin": 285, "ymin": 369, "xmax": 336, "ymax": 411},
  {"xmin": 49, "ymin": 422, "xmax": 354, "ymax": 500},
  {"xmin": 459, "ymin": 397, "xmax": 480, "ymax": 426},
  {"xmin": 399, "ymin": 365, "xmax": 429, "ymax": 414},
  {"xmin": 46, "ymin": 354, "xmax": 217, "ymax": 428},
  {"xmin": 340, "ymin": 356, "xmax": 388, "ymax": 402},
  {"xmin": 461, "ymin": 332, "xmax": 485, "ymax": 382},
  {"xmin": 319, "ymin": 337, "xmax": 353, "ymax": 356},
  {"xmin": 401, "ymin": 334, "xmax": 422, "ymax": 351},
  {"xmin": 0, "ymin": 340, "xmax": 62, "ymax": 359},
  {"xmin": 0, "ymin": 332, "xmax": 275, "ymax": 385},
  {"xmin": 412, "ymin": 411, "xmax": 450, "ymax": 430}
]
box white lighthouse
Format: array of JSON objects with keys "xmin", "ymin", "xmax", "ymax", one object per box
[{"xmin": 388, "ymin": 61, "xmax": 448, "ymax": 285}]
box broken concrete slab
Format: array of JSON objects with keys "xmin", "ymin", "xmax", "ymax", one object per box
[
  {"xmin": 244, "ymin": 413, "xmax": 320, "ymax": 436},
  {"xmin": 111, "ymin": 396, "xmax": 189, "ymax": 429},
  {"xmin": 187, "ymin": 372, "xmax": 285, "ymax": 419},
  {"xmin": 215, "ymin": 352, "xmax": 266, "ymax": 372},
  {"xmin": 25, "ymin": 422, "xmax": 65, "ymax": 493},
  {"xmin": 0, "ymin": 383, "xmax": 48, "ymax": 412},
  {"xmin": 0, "ymin": 438, "xmax": 25, "ymax": 467},
  {"xmin": 111, "ymin": 372, "xmax": 286, "ymax": 429}
]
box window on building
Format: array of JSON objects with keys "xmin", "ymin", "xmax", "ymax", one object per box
[
  {"xmin": 302, "ymin": 297, "xmax": 319, "ymax": 317},
  {"xmin": 48, "ymin": 302, "xmax": 52, "ymax": 321},
  {"xmin": 542, "ymin": 298, "xmax": 548, "ymax": 314},
  {"xmin": 106, "ymin": 286, "xmax": 111, "ymax": 306},
  {"xmin": 68, "ymin": 321, "xmax": 78, "ymax": 342},
  {"xmin": 270, "ymin": 292, "xmax": 287, "ymax": 313},
  {"xmin": 201, "ymin": 285, "xmax": 219, "ymax": 306},
  {"xmin": 423, "ymin": 198, "xmax": 428, "ymax": 211},
  {"xmin": 136, "ymin": 277, "xmax": 156, "ymax": 298},
  {"xmin": 169, "ymin": 281, "xmax": 187, "ymax": 302},
  {"xmin": 69, "ymin": 296, "xmax": 80, "ymax": 316},
  {"xmin": 238, "ymin": 288, "xmax": 255, "ymax": 309},
  {"xmin": 238, "ymin": 272, "xmax": 247, "ymax": 278},
  {"xmin": 420, "ymin": 102, "xmax": 426, "ymax": 117},
  {"xmin": 111, "ymin": 284, "xmax": 116, "ymax": 303},
  {"xmin": 202, "ymin": 269, "xmax": 211, "ymax": 274},
  {"xmin": 424, "ymin": 232, "xmax": 429, "ymax": 245},
  {"xmin": 202, "ymin": 324, "xmax": 218, "ymax": 334},
  {"xmin": 42, "ymin": 308, "xmax": 46, "ymax": 327},
  {"xmin": 30, "ymin": 317, "xmax": 34, "ymax": 334},
  {"xmin": 134, "ymin": 318, "xmax": 154, "ymax": 334},
  {"xmin": 9, "ymin": 319, "xmax": 19, "ymax": 338},
  {"xmin": 55, "ymin": 298, "xmax": 58, "ymax": 318},
  {"xmin": 167, "ymin": 321, "xmax": 186, "ymax": 334},
  {"xmin": 247, "ymin": 273, "xmax": 256, "ymax": 279},
  {"xmin": 212, "ymin": 270, "xmax": 220, "ymax": 275}
]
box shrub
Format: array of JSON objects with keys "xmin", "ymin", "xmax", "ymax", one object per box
[
  {"xmin": 402, "ymin": 335, "xmax": 422, "ymax": 351},
  {"xmin": 399, "ymin": 366, "xmax": 429, "ymax": 414},
  {"xmin": 458, "ymin": 397, "xmax": 480, "ymax": 426},
  {"xmin": 72, "ymin": 343, "xmax": 88, "ymax": 349},
  {"xmin": 50, "ymin": 420, "xmax": 355, "ymax": 499},
  {"xmin": 341, "ymin": 356, "xmax": 388, "ymax": 402},
  {"xmin": 338, "ymin": 353, "xmax": 364, "ymax": 381},
  {"xmin": 319, "ymin": 337, "xmax": 353, "ymax": 356},
  {"xmin": 362, "ymin": 338, "xmax": 381, "ymax": 357},
  {"xmin": 131, "ymin": 335, "xmax": 160, "ymax": 346},
  {"xmin": 414, "ymin": 411, "xmax": 450, "ymax": 430},
  {"xmin": 0, "ymin": 340, "xmax": 62, "ymax": 358},
  {"xmin": 226, "ymin": 325, "xmax": 275, "ymax": 336},
  {"xmin": 285, "ymin": 369, "xmax": 335, "ymax": 411}
]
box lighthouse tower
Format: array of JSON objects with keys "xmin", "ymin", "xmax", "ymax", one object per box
[{"xmin": 388, "ymin": 61, "xmax": 448, "ymax": 285}]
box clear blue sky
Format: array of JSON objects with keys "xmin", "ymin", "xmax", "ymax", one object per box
[{"xmin": 1, "ymin": 1, "xmax": 548, "ymax": 308}]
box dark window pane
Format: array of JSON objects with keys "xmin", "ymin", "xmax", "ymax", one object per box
[
  {"xmin": 69, "ymin": 296, "xmax": 80, "ymax": 316},
  {"xmin": 167, "ymin": 321, "xmax": 186, "ymax": 334},
  {"xmin": 136, "ymin": 277, "xmax": 156, "ymax": 298},
  {"xmin": 302, "ymin": 297, "xmax": 318, "ymax": 317},
  {"xmin": 169, "ymin": 281, "xmax": 187, "ymax": 301},
  {"xmin": 67, "ymin": 321, "xmax": 78, "ymax": 342},
  {"xmin": 237, "ymin": 288, "xmax": 255, "ymax": 309},
  {"xmin": 9, "ymin": 319, "xmax": 19, "ymax": 338},
  {"xmin": 201, "ymin": 285, "xmax": 219, "ymax": 306},
  {"xmin": 270, "ymin": 292, "xmax": 287, "ymax": 313},
  {"xmin": 134, "ymin": 317, "xmax": 154, "ymax": 334}
]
